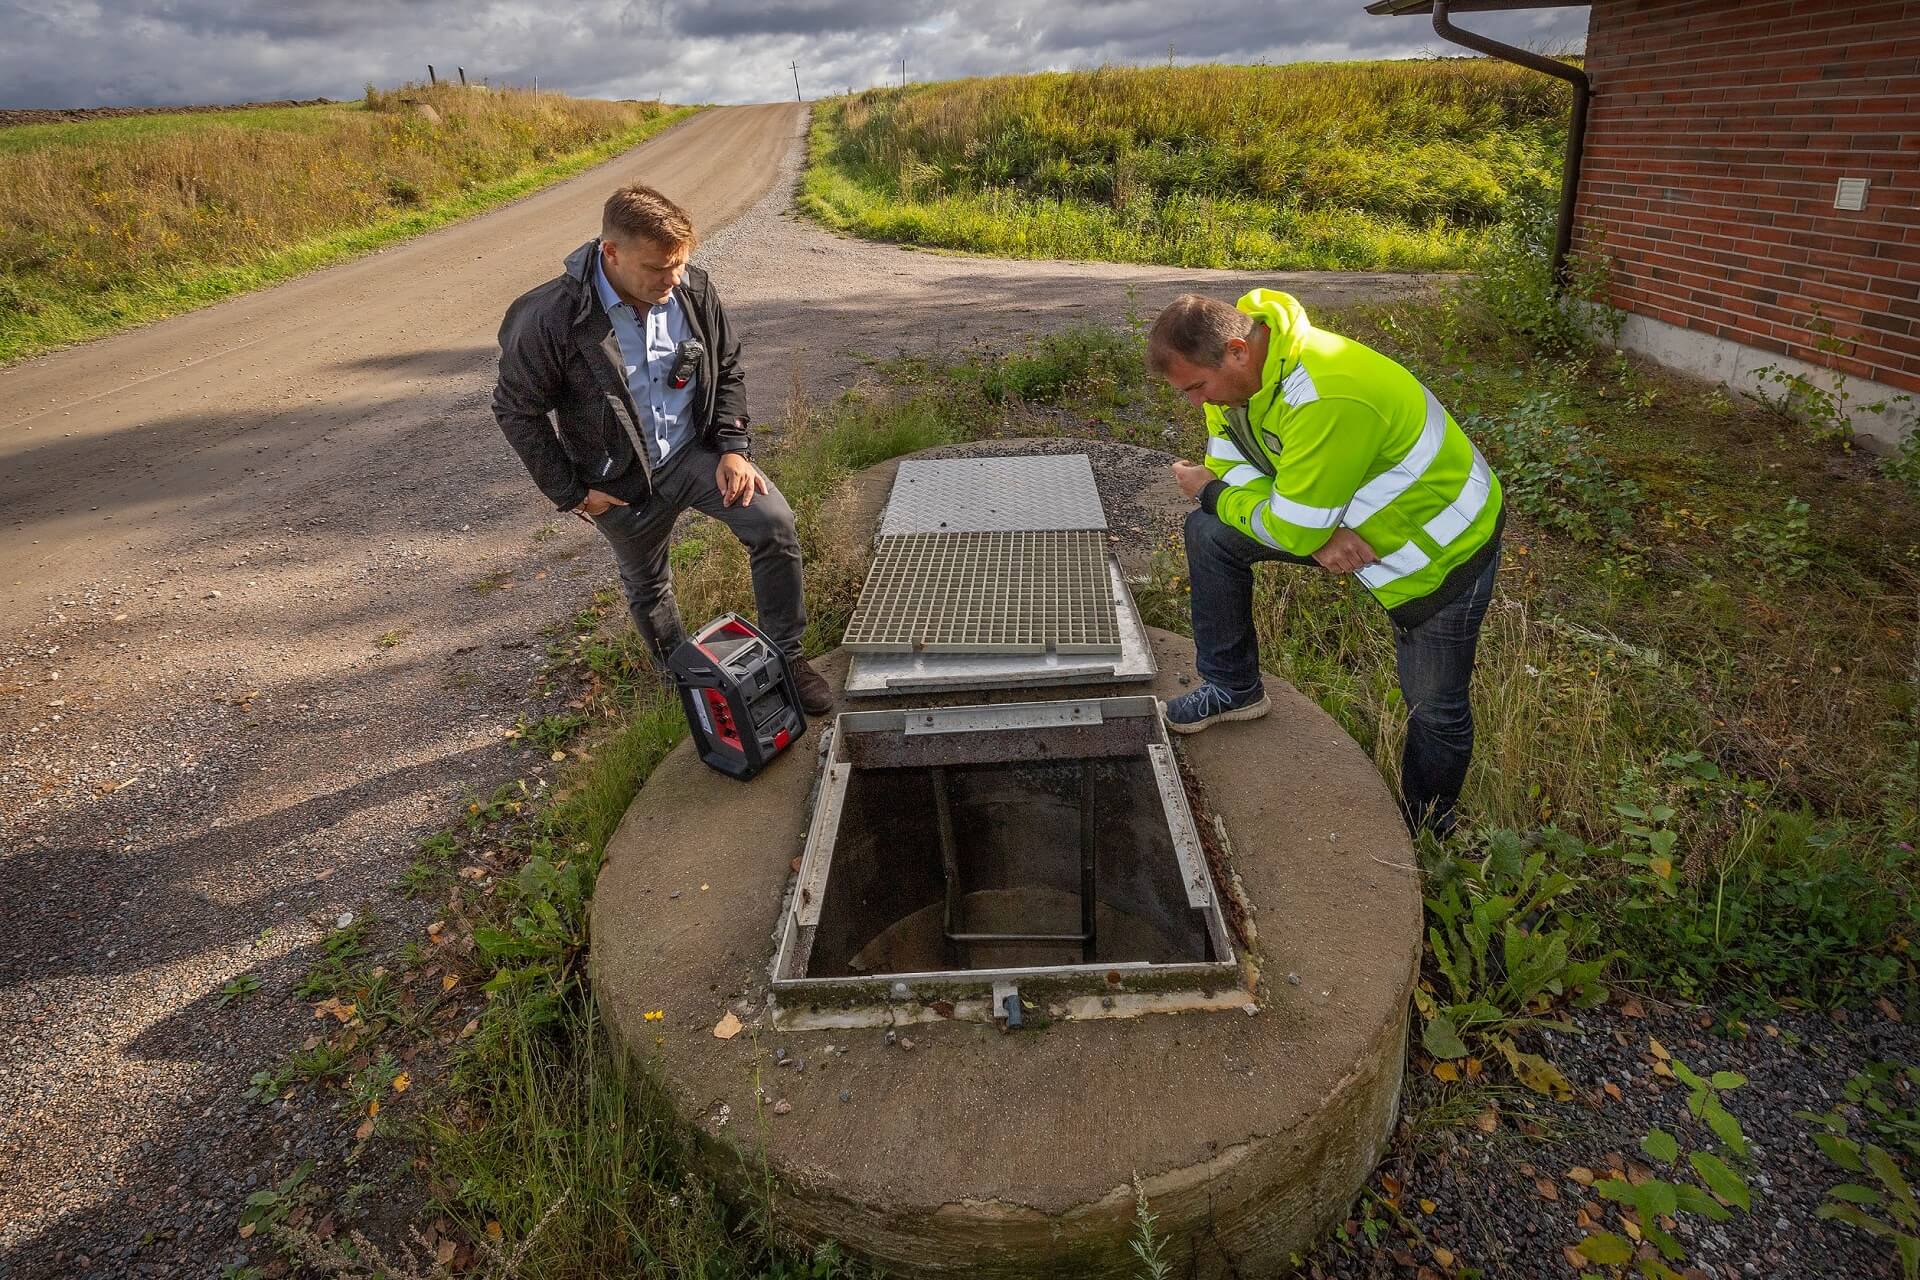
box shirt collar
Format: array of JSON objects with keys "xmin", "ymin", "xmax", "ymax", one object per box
[{"xmin": 591, "ymin": 244, "xmax": 629, "ymax": 319}]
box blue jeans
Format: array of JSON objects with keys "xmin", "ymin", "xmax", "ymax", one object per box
[{"xmin": 1183, "ymin": 506, "xmax": 1499, "ymax": 835}]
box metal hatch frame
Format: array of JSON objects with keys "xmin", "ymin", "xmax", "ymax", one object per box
[{"xmin": 769, "ymin": 697, "xmax": 1249, "ymax": 1029}]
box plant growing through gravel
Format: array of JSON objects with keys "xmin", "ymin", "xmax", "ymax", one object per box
[
  {"xmin": 519, "ymin": 712, "xmax": 588, "ymax": 754},
  {"xmin": 238, "ymin": 1160, "xmax": 316, "ymax": 1243},
  {"xmin": 1800, "ymin": 1099, "xmax": 1920, "ymax": 1278},
  {"xmin": 1580, "ymin": 1057, "xmax": 1754, "ymax": 1272},
  {"xmin": 398, "ymin": 831, "xmax": 459, "ymax": 897},
  {"xmin": 1837, "ymin": 1062, "xmax": 1920, "ymax": 1160},
  {"xmin": 1799, "ymin": 1060, "xmax": 1920, "ymax": 1277},
  {"xmin": 346, "ymin": 1051, "xmax": 401, "ymax": 1115},
  {"xmin": 296, "ymin": 914, "xmax": 376, "ymax": 1000},
  {"xmin": 246, "ymin": 1061, "xmax": 297, "ymax": 1104},
  {"xmin": 1414, "ymin": 829, "xmax": 1611, "ymax": 1093},
  {"xmin": 216, "ymin": 974, "xmax": 263, "ymax": 1007},
  {"xmin": 287, "ymin": 1038, "xmax": 351, "ymax": 1086}
]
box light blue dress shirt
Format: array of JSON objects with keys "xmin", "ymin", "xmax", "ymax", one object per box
[{"xmin": 593, "ymin": 248, "xmax": 697, "ymax": 469}]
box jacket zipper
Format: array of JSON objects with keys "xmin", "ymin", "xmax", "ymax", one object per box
[{"xmin": 1222, "ymin": 406, "xmax": 1274, "ymax": 479}]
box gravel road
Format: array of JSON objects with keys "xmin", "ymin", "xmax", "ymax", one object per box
[{"xmin": 0, "ymin": 103, "xmax": 1422, "ymax": 1277}]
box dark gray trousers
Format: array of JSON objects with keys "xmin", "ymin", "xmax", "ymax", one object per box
[{"xmin": 591, "ymin": 444, "xmax": 806, "ymax": 664}]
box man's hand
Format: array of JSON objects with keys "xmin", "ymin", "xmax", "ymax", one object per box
[
  {"xmin": 1312, "ymin": 528, "xmax": 1379, "ymax": 574},
  {"xmin": 573, "ymin": 488, "xmax": 628, "ymax": 520},
  {"xmin": 717, "ymin": 451, "xmax": 768, "ymax": 508},
  {"xmin": 1171, "ymin": 459, "xmax": 1213, "ymax": 501}
]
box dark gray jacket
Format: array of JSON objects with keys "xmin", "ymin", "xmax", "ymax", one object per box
[{"xmin": 492, "ymin": 239, "xmax": 751, "ymax": 511}]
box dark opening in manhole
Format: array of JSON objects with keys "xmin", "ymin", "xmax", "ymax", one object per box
[{"xmin": 772, "ymin": 697, "xmax": 1246, "ymax": 1028}]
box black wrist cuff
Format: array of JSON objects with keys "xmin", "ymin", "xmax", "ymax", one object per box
[{"xmin": 1200, "ymin": 479, "xmax": 1227, "ymax": 515}]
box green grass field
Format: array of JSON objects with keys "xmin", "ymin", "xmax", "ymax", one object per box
[
  {"xmin": 0, "ymin": 85, "xmax": 697, "ymax": 362},
  {"xmin": 0, "ymin": 102, "xmax": 365, "ymax": 154},
  {"xmin": 800, "ymin": 59, "xmax": 1574, "ymax": 270}
]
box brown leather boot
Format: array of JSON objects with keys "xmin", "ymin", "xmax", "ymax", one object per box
[{"xmin": 787, "ymin": 655, "xmax": 834, "ymax": 716}]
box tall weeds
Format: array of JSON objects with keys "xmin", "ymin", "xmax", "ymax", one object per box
[
  {"xmin": 0, "ymin": 83, "xmax": 690, "ymax": 360},
  {"xmin": 801, "ymin": 60, "xmax": 1573, "ymax": 270}
]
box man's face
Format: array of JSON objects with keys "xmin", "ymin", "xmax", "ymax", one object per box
[
  {"xmin": 1160, "ymin": 338, "xmax": 1261, "ymax": 409},
  {"xmin": 601, "ymin": 234, "xmax": 689, "ymax": 306}
]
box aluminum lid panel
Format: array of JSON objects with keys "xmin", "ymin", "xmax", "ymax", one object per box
[
  {"xmin": 879, "ymin": 454, "xmax": 1108, "ymax": 535},
  {"xmin": 842, "ymin": 530, "xmax": 1122, "ymax": 656}
]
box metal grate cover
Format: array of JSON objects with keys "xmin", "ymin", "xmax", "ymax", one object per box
[
  {"xmin": 843, "ymin": 530, "xmax": 1121, "ymax": 655},
  {"xmin": 879, "ymin": 455, "xmax": 1107, "ymax": 536}
]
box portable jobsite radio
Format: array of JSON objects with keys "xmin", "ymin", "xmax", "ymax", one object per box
[{"xmin": 668, "ymin": 614, "xmax": 807, "ymax": 781}]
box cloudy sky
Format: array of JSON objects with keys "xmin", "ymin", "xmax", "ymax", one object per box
[{"xmin": 2, "ymin": 1, "xmax": 1589, "ymax": 110}]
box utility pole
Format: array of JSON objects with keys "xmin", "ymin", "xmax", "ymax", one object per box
[
  {"xmin": 457, "ymin": 66, "xmax": 467, "ymax": 86},
  {"xmin": 790, "ymin": 60, "xmax": 802, "ymax": 102},
  {"xmin": 901, "ymin": 56, "xmax": 907, "ymax": 89},
  {"xmin": 427, "ymin": 64, "xmax": 437, "ymax": 85}
]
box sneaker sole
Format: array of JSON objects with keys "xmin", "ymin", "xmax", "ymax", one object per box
[{"xmin": 1160, "ymin": 692, "xmax": 1271, "ymax": 735}]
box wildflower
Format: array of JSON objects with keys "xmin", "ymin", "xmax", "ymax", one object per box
[{"xmin": 644, "ymin": 1008, "xmax": 664, "ymax": 1021}]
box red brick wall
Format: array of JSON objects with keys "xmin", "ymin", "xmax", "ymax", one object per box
[{"xmin": 1575, "ymin": 0, "xmax": 1920, "ymax": 393}]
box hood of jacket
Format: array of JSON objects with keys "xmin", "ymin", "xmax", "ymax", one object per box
[{"xmin": 1236, "ymin": 288, "xmax": 1312, "ymax": 393}]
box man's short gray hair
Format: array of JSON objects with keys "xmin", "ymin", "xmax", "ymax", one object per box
[{"xmin": 1146, "ymin": 294, "xmax": 1254, "ymax": 375}]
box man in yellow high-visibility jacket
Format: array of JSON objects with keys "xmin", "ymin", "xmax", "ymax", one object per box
[{"xmin": 1149, "ymin": 290, "xmax": 1504, "ymax": 835}]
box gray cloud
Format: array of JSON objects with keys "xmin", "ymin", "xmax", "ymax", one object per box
[{"xmin": 0, "ymin": 0, "xmax": 1588, "ymax": 110}]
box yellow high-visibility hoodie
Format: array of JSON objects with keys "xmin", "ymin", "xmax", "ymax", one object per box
[{"xmin": 1201, "ymin": 289, "xmax": 1503, "ymax": 625}]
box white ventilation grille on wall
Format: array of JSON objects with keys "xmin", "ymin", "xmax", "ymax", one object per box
[{"xmin": 1834, "ymin": 178, "xmax": 1870, "ymax": 212}]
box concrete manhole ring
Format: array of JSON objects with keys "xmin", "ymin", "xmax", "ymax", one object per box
[{"xmin": 591, "ymin": 444, "xmax": 1422, "ymax": 1277}]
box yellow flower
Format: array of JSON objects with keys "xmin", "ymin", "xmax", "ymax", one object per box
[{"xmin": 644, "ymin": 1009, "xmax": 664, "ymax": 1022}]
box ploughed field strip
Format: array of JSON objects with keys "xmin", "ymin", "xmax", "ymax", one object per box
[{"xmin": 842, "ymin": 529, "xmax": 1122, "ymax": 655}]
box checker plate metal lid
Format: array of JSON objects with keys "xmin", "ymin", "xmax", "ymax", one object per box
[
  {"xmin": 879, "ymin": 455, "xmax": 1107, "ymax": 535},
  {"xmin": 842, "ymin": 530, "xmax": 1122, "ymax": 655}
]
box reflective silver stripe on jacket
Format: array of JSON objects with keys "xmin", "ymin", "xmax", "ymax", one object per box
[
  {"xmin": 1356, "ymin": 540, "xmax": 1433, "ymax": 589},
  {"xmin": 1281, "ymin": 364, "xmax": 1318, "ymax": 407},
  {"xmin": 1257, "ymin": 493, "xmax": 1346, "ymax": 534},
  {"xmin": 1343, "ymin": 385, "xmax": 1446, "ymax": 529},
  {"xmin": 1422, "ymin": 448, "xmax": 1494, "ymax": 547}
]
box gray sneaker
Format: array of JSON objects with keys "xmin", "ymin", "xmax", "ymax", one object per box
[{"xmin": 1160, "ymin": 681, "xmax": 1270, "ymax": 735}]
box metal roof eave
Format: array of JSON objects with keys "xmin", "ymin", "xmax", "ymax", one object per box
[{"xmin": 1366, "ymin": 0, "xmax": 1584, "ymax": 14}]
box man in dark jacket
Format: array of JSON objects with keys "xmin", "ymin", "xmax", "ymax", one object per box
[{"xmin": 493, "ymin": 183, "xmax": 832, "ymax": 714}]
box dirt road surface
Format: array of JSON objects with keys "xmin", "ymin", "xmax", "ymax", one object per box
[{"xmin": 0, "ymin": 102, "xmax": 1421, "ymax": 1275}]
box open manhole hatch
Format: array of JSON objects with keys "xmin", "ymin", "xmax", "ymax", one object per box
[{"xmin": 771, "ymin": 696, "xmax": 1249, "ymax": 1029}]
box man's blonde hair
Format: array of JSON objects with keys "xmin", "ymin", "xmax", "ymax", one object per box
[
  {"xmin": 1146, "ymin": 294, "xmax": 1254, "ymax": 375},
  {"xmin": 602, "ymin": 183, "xmax": 697, "ymax": 251}
]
